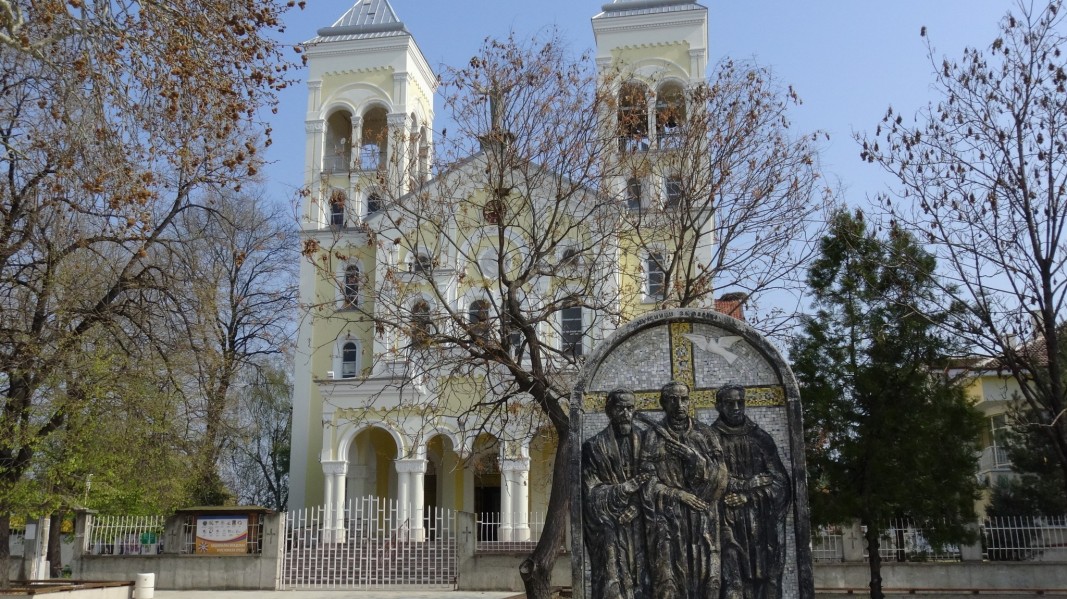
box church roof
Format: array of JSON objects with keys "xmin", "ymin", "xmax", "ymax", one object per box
[
  {"xmin": 594, "ymin": 0, "xmax": 703, "ymax": 18},
  {"xmin": 309, "ymin": 0, "xmax": 408, "ymax": 43}
]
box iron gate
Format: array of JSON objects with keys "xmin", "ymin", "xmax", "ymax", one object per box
[{"xmin": 280, "ymin": 496, "xmax": 457, "ymax": 589}]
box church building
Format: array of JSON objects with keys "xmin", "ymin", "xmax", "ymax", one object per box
[{"xmin": 289, "ymin": 0, "xmax": 714, "ymax": 544}]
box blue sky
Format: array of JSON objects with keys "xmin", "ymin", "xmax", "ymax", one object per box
[{"xmin": 265, "ymin": 0, "xmax": 1018, "ymax": 207}]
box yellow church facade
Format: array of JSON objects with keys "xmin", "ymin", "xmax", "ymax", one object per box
[{"xmin": 290, "ymin": 0, "xmax": 714, "ymax": 544}]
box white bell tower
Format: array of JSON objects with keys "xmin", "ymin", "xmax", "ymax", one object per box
[{"xmin": 290, "ymin": 0, "xmax": 436, "ymax": 511}]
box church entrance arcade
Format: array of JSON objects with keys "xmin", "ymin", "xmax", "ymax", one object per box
[{"xmin": 285, "ymin": 419, "xmax": 548, "ymax": 588}]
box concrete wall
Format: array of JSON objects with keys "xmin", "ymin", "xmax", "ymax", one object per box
[
  {"xmin": 458, "ymin": 553, "xmax": 571, "ymax": 592},
  {"xmin": 74, "ymin": 554, "xmax": 278, "ymax": 590},
  {"xmin": 815, "ymin": 562, "xmax": 1067, "ymax": 592},
  {"xmin": 68, "ymin": 509, "xmax": 1067, "ymax": 593},
  {"xmin": 7, "ymin": 555, "xmax": 25, "ymax": 581}
]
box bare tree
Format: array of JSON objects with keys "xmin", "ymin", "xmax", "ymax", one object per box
[
  {"xmin": 303, "ymin": 30, "xmax": 824, "ymax": 599},
  {"xmin": 220, "ymin": 356, "xmax": 293, "ymax": 510},
  {"xmin": 613, "ymin": 59, "xmax": 827, "ymax": 322},
  {"xmin": 860, "ymin": 0, "xmax": 1067, "ymax": 500},
  {"xmin": 0, "ymin": 0, "xmax": 295, "ymax": 585},
  {"xmin": 171, "ymin": 190, "xmax": 298, "ymax": 504}
]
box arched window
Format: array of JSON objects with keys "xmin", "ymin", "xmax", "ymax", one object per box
[
  {"xmin": 665, "ymin": 177, "xmax": 684, "ymax": 209},
  {"xmin": 646, "ymin": 251, "xmax": 666, "ymax": 298},
  {"xmin": 561, "ymin": 305, "xmax": 584, "ymax": 358},
  {"xmin": 411, "ymin": 300, "xmax": 434, "ymax": 347},
  {"xmin": 412, "ymin": 251, "xmax": 434, "ymax": 273},
  {"xmin": 360, "ymin": 106, "xmax": 388, "ymax": 171},
  {"xmin": 341, "ymin": 342, "xmax": 359, "ymax": 378},
  {"xmin": 506, "ymin": 313, "xmax": 525, "ymax": 361},
  {"xmin": 342, "ymin": 264, "xmax": 360, "ymax": 308},
  {"xmin": 618, "ymin": 81, "xmax": 650, "ymax": 153},
  {"xmin": 656, "ymin": 81, "xmax": 686, "ymax": 143},
  {"xmin": 329, "ymin": 189, "xmax": 346, "ymax": 227},
  {"xmin": 367, "ymin": 193, "xmax": 382, "ymax": 215},
  {"xmin": 561, "ymin": 247, "xmax": 581, "ymax": 269},
  {"xmin": 626, "ymin": 177, "xmax": 643, "ymax": 211},
  {"xmin": 469, "ymin": 299, "xmax": 491, "ymax": 338},
  {"xmin": 483, "ymin": 198, "xmax": 505, "ymax": 224},
  {"xmin": 325, "ymin": 111, "xmax": 353, "ymax": 172}
]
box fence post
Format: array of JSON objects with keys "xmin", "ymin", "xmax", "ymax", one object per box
[
  {"xmin": 456, "ymin": 511, "xmax": 476, "ymax": 580},
  {"xmin": 162, "ymin": 515, "xmax": 184, "ymax": 555},
  {"xmin": 72, "ymin": 509, "xmax": 95, "ymax": 559},
  {"xmin": 841, "ymin": 521, "xmax": 865, "ymax": 562},
  {"xmin": 259, "ymin": 512, "xmax": 284, "ymax": 591},
  {"xmin": 959, "ymin": 521, "xmax": 983, "ymax": 562}
]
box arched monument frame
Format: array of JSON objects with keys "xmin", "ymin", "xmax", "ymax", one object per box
[{"xmin": 569, "ymin": 307, "xmax": 814, "ymax": 599}]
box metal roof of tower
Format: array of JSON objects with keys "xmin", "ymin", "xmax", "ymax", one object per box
[
  {"xmin": 593, "ymin": 0, "xmax": 703, "ymax": 18},
  {"xmin": 308, "ymin": 0, "xmax": 407, "ymax": 43}
]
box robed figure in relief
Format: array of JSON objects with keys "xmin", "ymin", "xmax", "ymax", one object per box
[
  {"xmin": 582, "ymin": 389, "xmax": 648, "ymax": 599},
  {"xmin": 638, "ymin": 380, "xmax": 729, "ymax": 599},
  {"xmin": 713, "ymin": 384, "xmax": 791, "ymax": 599}
]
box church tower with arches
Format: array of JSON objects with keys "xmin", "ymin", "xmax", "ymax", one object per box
[{"xmin": 290, "ymin": 0, "xmax": 713, "ymax": 550}]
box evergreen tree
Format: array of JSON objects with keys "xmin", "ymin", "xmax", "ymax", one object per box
[
  {"xmin": 792, "ymin": 209, "xmax": 983, "ymax": 599},
  {"xmin": 988, "ymin": 326, "xmax": 1067, "ymax": 517},
  {"xmin": 988, "ymin": 410, "xmax": 1067, "ymax": 517}
]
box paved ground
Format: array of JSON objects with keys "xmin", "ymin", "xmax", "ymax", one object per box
[
  {"xmin": 147, "ymin": 590, "xmax": 1067, "ymax": 599},
  {"xmin": 154, "ymin": 592, "xmax": 518, "ymax": 599}
]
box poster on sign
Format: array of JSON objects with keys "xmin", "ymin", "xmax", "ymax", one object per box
[{"xmin": 195, "ymin": 515, "xmax": 248, "ymax": 554}]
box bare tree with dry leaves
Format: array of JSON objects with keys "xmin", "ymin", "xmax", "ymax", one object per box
[
  {"xmin": 0, "ymin": 0, "xmax": 296, "ymax": 584},
  {"xmin": 860, "ymin": 0, "xmax": 1067, "ymax": 502}
]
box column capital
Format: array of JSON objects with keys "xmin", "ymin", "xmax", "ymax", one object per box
[
  {"xmin": 394, "ymin": 458, "xmax": 427, "ymax": 474},
  {"xmin": 307, "ymin": 79, "xmax": 323, "ymax": 90},
  {"xmin": 501, "ymin": 457, "xmax": 530, "ymax": 473},
  {"xmin": 305, "ymin": 119, "xmax": 325, "ymax": 134},
  {"xmin": 387, "ymin": 112, "xmax": 409, "ymax": 127},
  {"xmin": 321, "ymin": 460, "xmax": 348, "ymax": 476}
]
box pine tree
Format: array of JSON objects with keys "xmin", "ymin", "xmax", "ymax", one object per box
[{"xmin": 792, "ymin": 209, "xmax": 983, "ymax": 599}]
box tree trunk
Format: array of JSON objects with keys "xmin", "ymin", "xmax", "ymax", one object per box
[
  {"xmin": 865, "ymin": 525, "xmax": 885, "ymax": 599},
  {"xmin": 0, "ymin": 513, "xmax": 10, "ymax": 588},
  {"xmin": 47, "ymin": 511, "xmax": 64, "ymax": 578},
  {"xmin": 520, "ymin": 432, "xmax": 570, "ymax": 599}
]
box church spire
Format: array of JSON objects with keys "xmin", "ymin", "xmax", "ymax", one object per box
[{"xmin": 312, "ymin": 0, "xmax": 407, "ymax": 41}]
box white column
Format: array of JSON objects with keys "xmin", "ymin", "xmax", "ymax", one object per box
[
  {"xmin": 333, "ymin": 462, "xmax": 348, "ymax": 543},
  {"xmin": 350, "ymin": 115, "xmax": 363, "ymax": 171},
  {"xmin": 304, "ymin": 119, "xmax": 325, "ymax": 226},
  {"xmin": 396, "ymin": 463, "xmax": 410, "ymax": 537},
  {"xmin": 395, "ymin": 459, "xmax": 427, "ymax": 541},
  {"xmin": 387, "ymin": 112, "xmax": 409, "ymax": 196},
  {"xmin": 688, "ymin": 48, "xmax": 707, "ymax": 83},
  {"xmin": 499, "ymin": 468, "xmax": 513, "ymax": 542},
  {"xmin": 502, "ymin": 458, "xmax": 531, "ymax": 542},
  {"xmin": 322, "ymin": 460, "xmax": 347, "ymax": 543}
]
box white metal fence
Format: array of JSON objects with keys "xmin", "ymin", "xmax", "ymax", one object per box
[
  {"xmin": 86, "ymin": 515, "xmax": 166, "ymax": 555},
  {"xmin": 474, "ymin": 511, "xmax": 549, "ymax": 553},
  {"xmin": 810, "ymin": 516, "xmax": 1067, "ymax": 563},
  {"xmin": 280, "ymin": 496, "xmax": 457, "ymax": 590},
  {"xmin": 863, "ymin": 520, "xmax": 961, "ymax": 562},
  {"xmin": 85, "ymin": 513, "xmax": 266, "ymax": 556},
  {"xmin": 810, "ymin": 525, "xmax": 844, "ymax": 563},
  {"xmin": 983, "ymin": 515, "xmax": 1067, "ymax": 561}
]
